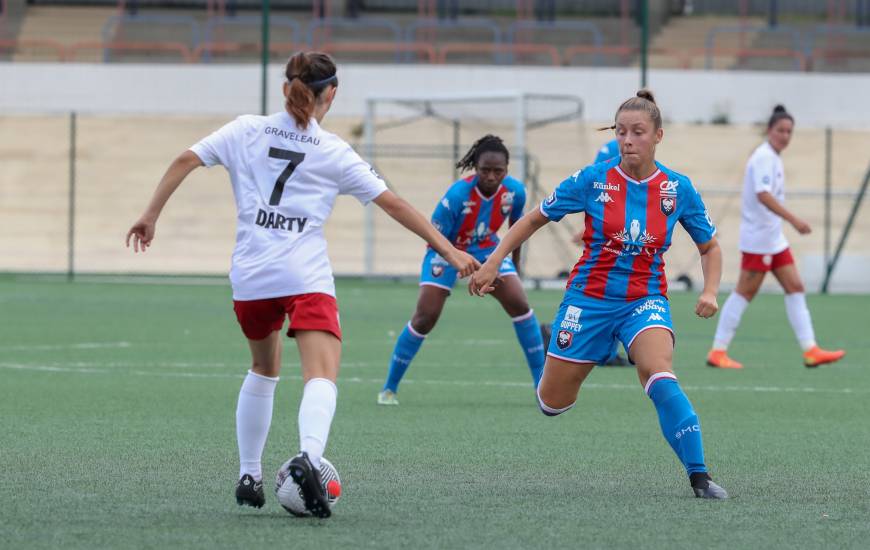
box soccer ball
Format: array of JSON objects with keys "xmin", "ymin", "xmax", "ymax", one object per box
[{"xmin": 275, "ymin": 456, "xmax": 342, "ymax": 516}]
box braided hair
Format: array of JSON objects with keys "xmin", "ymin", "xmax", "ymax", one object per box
[{"xmin": 455, "ymin": 134, "xmax": 509, "ymax": 173}]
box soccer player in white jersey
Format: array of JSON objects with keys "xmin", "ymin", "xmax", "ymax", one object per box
[
  {"xmin": 707, "ymin": 105, "xmax": 845, "ymax": 369},
  {"xmin": 126, "ymin": 52, "xmax": 478, "ymax": 517}
]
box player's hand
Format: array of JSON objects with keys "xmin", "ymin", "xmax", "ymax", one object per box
[
  {"xmin": 468, "ymin": 259, "xmax": 500, "ymax": 296},
  {"xmin": 446, "ymin": 249, "xmax": 480, "ymax": 278},
  {"xmin": 126, "ymin": 216, "xmax": 156, "ymax": 253},
  {"xmin": 792, "ymin": 218, "xmax": 811, "ymax": 235},
  {"xmin": 695, "ymin": 291, "xmax": 718, "ymax": 318}
]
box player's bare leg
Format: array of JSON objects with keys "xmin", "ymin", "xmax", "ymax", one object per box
[
  {"xmin": 771, "ymin": 263, "xmax": 845, "ymax": 367},
  {"xmin": 633, "ymin": 329, "xmax": 726, "ymax": 499},
  {"xmin": 380, "ymin": 285, "xmax": 449, "ymax": 404},
  {"xmin": 536, "ymin": 356, "xmax": 594, "ymax": 415},
  {"xmin": 235, "ymin": 330, "xmax": 283, "ymax": 508},
  {"xmin": 708, "ymin": 269, "xmax": 766, "ymax": 369},
  {"xmin": 490, "ymin": 274, "xmax": 546, "ymax": 387}
]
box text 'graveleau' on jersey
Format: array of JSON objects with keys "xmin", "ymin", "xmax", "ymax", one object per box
[
  {"xmin": 541, "ymin": 157, "xmax": 716, "ymax": 302},
  {"xmin": 430, "ymin": 174, "xmax": 527, "ymax": 255}
]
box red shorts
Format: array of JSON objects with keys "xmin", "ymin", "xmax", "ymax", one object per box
[
  {"xmin": 741, "ymin": 248, "xmax": 795, "ymax": 272},
  {"xmin": 232, "ymin": 293, "xmax": 342, "ymax": 341}
]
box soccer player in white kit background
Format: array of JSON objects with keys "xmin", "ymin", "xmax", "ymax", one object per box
[
  {"xmin": 706, "ymin": 105, "xmax": 845, "ymax": 370},
  {"xmin": 126, "ymin": 52, "xmax": 478, "ymax": 517}
]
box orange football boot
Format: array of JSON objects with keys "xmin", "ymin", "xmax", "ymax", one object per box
[
  {"xmin": 706, "ymin": 349, "xmax": 743, "ymax": 369},
  {"xmin": 803, "ymin": 346, "xmax": 846, "ymax": 368}
]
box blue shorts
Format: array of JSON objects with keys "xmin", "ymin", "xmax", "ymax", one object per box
[
  {"xmin": 420, "ymin": 248, "xmax": 517, "ymax": 291},
  {"xmin": 546, "ymin": 292, "xmax": 674, "ymax": 365}
]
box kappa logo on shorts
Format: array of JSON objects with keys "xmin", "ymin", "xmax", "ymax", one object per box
[
  {"xmin": 647, "ymin": 313, "xmax": 665, "ymax": 322},
  {"xmin": 557, "ymin": 330, "xmax": 573, "ymax": 350}
]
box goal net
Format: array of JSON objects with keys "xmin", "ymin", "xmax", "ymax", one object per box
[{"xmin": 357, "ymin": 91, "xmax": 587, "ymax": 280}]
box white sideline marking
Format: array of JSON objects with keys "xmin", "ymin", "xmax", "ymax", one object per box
[
  {"xmin": 0, "ymin": 341, "xmax": 132, "ymax": 351},
  {"xmin": 0, "ymin": 361, "xmax": 864, "ymax": 395}
]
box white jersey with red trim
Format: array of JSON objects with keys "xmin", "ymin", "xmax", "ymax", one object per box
[
  {"xmin": 739, "ymin": 141, "xmax": 789, "ymax": 254},
  {"xmin": 190, "ymin": 112, "xmax": 388, "ymax": 300}
]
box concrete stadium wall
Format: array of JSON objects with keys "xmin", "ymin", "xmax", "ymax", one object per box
[{"xmin": 3, "ymin": 62, "xmax": 870, "ymax": 128}]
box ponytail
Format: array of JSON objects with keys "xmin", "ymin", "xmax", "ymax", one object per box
[{"xmin": 284, "ymin": 52, "xmax": 338, "ymax": 130}]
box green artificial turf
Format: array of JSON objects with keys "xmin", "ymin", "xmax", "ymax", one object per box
[{"xmin": 1, "ymin": 276, "xmax": 868, "ymax": 549}]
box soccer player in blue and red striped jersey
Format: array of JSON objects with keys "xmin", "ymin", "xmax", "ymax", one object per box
[
  {"xmin": 378, "ymin": 135, "xmax": 545, "ymax": 405},
  {"xmin": 470, "ymin": 91, "xmax": 728, "ymax": 499}
]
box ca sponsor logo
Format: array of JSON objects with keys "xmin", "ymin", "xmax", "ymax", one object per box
[
  {"xmin": 675, "ymin": 424, "xmax": 700, "ymax": 439},
  {"xmin": 660, "ymin": 180, "xmax": 679, "ymax": 196},
  {"xmin": 557, "ymin": 330, "xmax": 573, "ymax": 350},
  {"xmin": 595, "ymin": 191, "xmax": 614, "ymax": 203}
]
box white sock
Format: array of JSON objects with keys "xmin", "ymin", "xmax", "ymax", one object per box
[
  {"xmin": 712, "ymin": 292, "xmax": 749, "ymax": 350},
  {"xmin": 298, "ymin": 378, "xmax": 337, "ymax": 469},
  {"xmin": 784, "ymin": 292, "xmax": 817, "ymax": 351},
  {"xmin": 236, "ymin": 370, "xmax": 279, "ymax": 481}
]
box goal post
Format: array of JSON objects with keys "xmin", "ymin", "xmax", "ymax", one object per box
[{"xmin": 360, "ymin": 91, "xmax": 585, "ymax": 278}]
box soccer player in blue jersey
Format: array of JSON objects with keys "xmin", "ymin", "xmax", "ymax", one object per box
[
  {"xmin": 594, "ymin": 138, "xmax": 620, "ymax": 164},
  {"xmin": 470, "ymin": 91, "xmax": 728, "ymax": 499},
  {"xmin": 378, "ymin": 135, "xmax": 546, "ymax": 405}
]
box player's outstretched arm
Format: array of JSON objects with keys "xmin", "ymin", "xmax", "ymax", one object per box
[
  {"xmin": 372, "ymin": 190, "xmax": 479, "ymax": 277},
  {"xmin": 469, "ymin": 209, "xmax": 549, "ymax": 296},
  {"xmin": 695, "ymin": 237, "xmax": 722, "ymax": 318},
  {"xmin": 126, "ymin": 150, "xmax": 203, "ymax": 253},
  {"xmin": 757, "ymin": 191, "xmax": 811, "ymax": 234}
]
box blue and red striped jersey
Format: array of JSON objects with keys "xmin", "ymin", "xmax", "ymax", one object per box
[
  {"xmin": 540, "ymin": 158, "xmax": 716, "ymax": 301},
  {"xmin": 431, "ymin": 175, "xmax": 526, "ymax": 254}
]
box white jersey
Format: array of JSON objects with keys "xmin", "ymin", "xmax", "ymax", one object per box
[
  {"xmin": 739, "ymin": 141, "xmax": 789, "ymax": 254},
  {"xmin": 190, "ymin": 112, "xmax": 388, "ymax": 300}
]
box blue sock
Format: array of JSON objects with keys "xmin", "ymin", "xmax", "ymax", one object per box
[
  {"xmin": 512, "ymin": 310, "xmax": 545, "ymax": 388},
  {"xmin": 646, "ymin": 373, "xmax": 707, "ymax": 475},
  {"xmin": 383, "ymin": 323, "xmax": 426, "ymax": 393}
]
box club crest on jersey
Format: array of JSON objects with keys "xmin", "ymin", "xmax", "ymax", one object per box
[
  {"xmin": 660, "ymin": 196, "xmax": 676, "ymax": 216},
  {"xmin": 557, "ymin": 330, "xmax": 573, "ymax": 350},
  {"xmin": 500, "ymin": 191, "xmax": 515, "ymax": 216}
]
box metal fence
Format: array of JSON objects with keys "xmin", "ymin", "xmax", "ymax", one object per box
[{"xmin": 1, "ymin": 112, "xmax": 868, "ymax": 292}]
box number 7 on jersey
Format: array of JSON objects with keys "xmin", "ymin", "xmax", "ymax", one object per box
[{"xmin": 268, "ymin": 147, "xmax": 306, "ymax": 206}]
